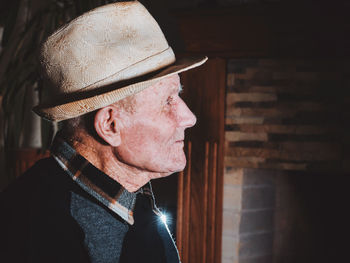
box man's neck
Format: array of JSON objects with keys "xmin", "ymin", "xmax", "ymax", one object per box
[{"xmin": 67, "ymin": 134, "xmax": 163, "ymax": 192}]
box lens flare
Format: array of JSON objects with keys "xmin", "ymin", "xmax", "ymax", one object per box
[{"xmin": 160, "ymin": 213, "xmax": 167, "ymax": 224}]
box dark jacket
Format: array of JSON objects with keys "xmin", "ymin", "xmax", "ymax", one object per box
[
  {"xmin": 0, "ymin": 157, "xmax": 179, "ymax": 263},
  {"xmin": 0, "ymin": 158, "xmax": 91, "ymax": 262}
]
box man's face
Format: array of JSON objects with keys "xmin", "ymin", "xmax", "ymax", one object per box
[{"xmin": 115, "ymin": 74, "xmax": 196, "ymax": 175}]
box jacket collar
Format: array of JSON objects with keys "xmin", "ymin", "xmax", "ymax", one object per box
[{"xmin": 50, "ymin": 135, "xmax": 155, "ymax": 225}]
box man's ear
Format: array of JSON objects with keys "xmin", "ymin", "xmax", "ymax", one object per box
[{"xmin": 94, "ymin": 106, "xmax": 121, "ymax": 147}]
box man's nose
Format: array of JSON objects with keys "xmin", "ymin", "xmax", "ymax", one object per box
[{"xmin": 178, "ymin": 98, "xmax": 197, "ymax": 128}]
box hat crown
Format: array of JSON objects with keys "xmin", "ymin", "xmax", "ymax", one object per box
[
  {"xmin": 34, "ymin": 1, "xmax": 207, "ymax": 121},
  {"xmin": 40, "ymin": 1, "xmax": 174, "ymax": 98}
]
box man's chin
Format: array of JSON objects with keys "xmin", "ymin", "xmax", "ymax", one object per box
[
  {"xmin": 149, "ymin": 171, "xmax": 172, "ymax": 180},
  {"xmin": 149, "ymin": 163, "xmax": 187, "ymax": 179},
  {"xmin": 169, "ymin": 159, "xmax": 187, "ymax": 173}
]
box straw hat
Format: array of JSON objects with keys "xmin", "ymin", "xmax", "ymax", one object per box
[{"xmin": 33, "ymin": 1, "xmax": 207, "ymax": 121}]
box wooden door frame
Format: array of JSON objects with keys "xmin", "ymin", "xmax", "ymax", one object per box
[{"xmin": 176, "ymin": 58, "xmax": 226, "ymax": 263}]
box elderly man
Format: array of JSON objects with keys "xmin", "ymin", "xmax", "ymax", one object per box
[{"xmin": 0, "ymin": 1, "xmax": 206, "ymax": 262}]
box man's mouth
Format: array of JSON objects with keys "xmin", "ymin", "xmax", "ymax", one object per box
[{"xmin": 175, "ymin": 140, "xmax": 184, "ymax": 146}]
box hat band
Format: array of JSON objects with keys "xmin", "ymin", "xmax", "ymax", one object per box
[{"xmin": 75, "ymin": 47, "xmax": 176, "ymax": 94}]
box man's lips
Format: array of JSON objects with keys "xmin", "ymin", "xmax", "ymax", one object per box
[{"xmin": 175, "ymin": 139, "xmax": 184, "ymax": 145}]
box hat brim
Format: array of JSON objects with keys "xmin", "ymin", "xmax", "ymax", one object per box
[{"xmin": 33, "ymin": 56, "xmax": 208, "ymax": 122}]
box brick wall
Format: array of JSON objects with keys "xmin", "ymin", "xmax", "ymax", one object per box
[
  {"xmin": 222, "ymin": 168, "xmax": 276, "ymax": 263},
  {"xmin": 222, "ymin": 168, "xmax": 350, "ymax": 263},
  {"xmin": 225, "ymin": 59, "xmax": 347, "ymax": 172},
  {"xmin": 239, "ymin": 169, "xmax": 275, "ymax": 263},
  {"xmin": 222, "ymin": 58, "xmax": 348, "ymax": 263},
  {"xmin": 222, "ymin": 168, "xmax": 243, "ymax": 263}
]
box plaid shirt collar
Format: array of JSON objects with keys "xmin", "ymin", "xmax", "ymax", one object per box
[{"xmin": 50, "ymin": 135, "xmax": 157, "ymax": 225}]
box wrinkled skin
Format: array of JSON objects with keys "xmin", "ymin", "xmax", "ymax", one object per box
[
  {"xmin": 73, "ymin": 74, "xmax": 196, "ymax": 192},
  {"xmin": 115, "ymin": 74, "xmax": 196, "ymax": 174}
]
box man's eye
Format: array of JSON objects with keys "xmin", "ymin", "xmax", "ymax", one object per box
[
  {"xmin": 179, "ymin": 85, "xmax": 184, "ymax": 95},
  {"xmin": 166, "ymin": 96, "xmax": 174, "ymax": 105}
]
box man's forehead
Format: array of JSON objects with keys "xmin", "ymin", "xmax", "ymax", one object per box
[
  {"xmin": 123, "ymin": 74, "xmax": 181, "ymax": 105},
  {"xmin": 158, "ymin": 74, "xmax": 181, "ymax": 93},
  {"xmin": 109, "ymin": 74, "xmax": 182, "ymax": 113}
]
